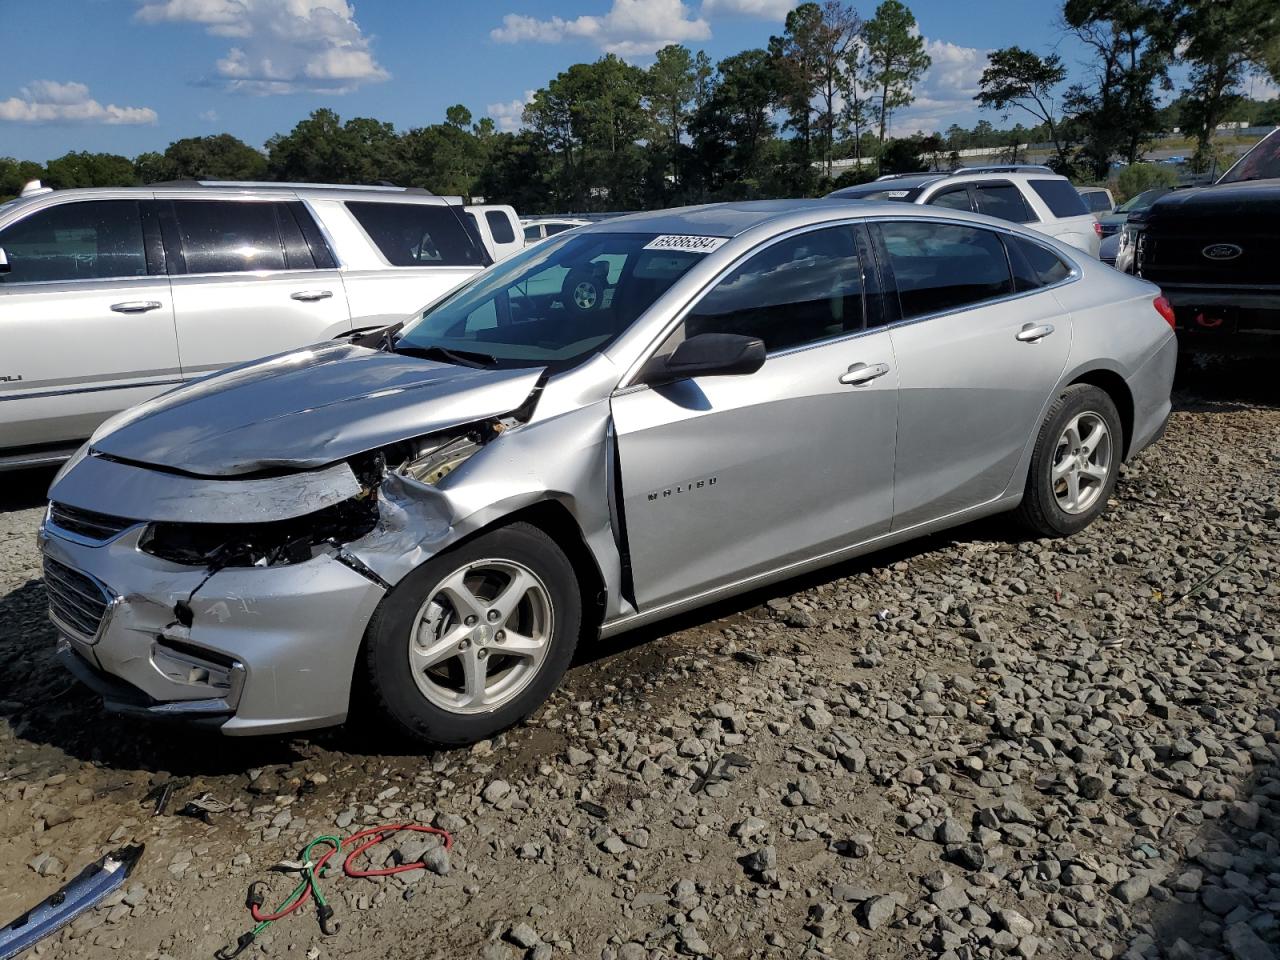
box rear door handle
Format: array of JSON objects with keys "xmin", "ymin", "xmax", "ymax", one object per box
[
  {"xmin": 110, "ymin": 301, "xmax": 162, "ymax": 313},
  {"xmin": 1015, "ymin": 322, "xmax": 1055, "ymax": 342},
  {"xmin": 839, "ymin": 361, "xmax": 891, "ymax": 386},
  {"xmin": 291, "ymin": 289, "xmax": 333, "ymax": 302}
]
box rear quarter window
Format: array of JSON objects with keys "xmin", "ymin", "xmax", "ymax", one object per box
[
  {"xmin": 485, "ymin": 210, "xmax": 516, "ymax": 244},
  {"xmin": 1028, "ymin": 179, "xmax": 1090, "ymax": 218},
  {"xmin": 346, "ymin": 201, "xmax": 485, "ymax": 267},
  {"xmin": 1005, "ymin": 235, "xmax": 1072, "ymax": 292}
]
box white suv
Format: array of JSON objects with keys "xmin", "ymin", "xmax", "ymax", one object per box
[
  {"xmin": 828, "ymin": 166, "xmax": 1102, "ymax": 258},
  {"xmin": 0, "ymin": 181, "xmax": 497, "ymax": 469}
]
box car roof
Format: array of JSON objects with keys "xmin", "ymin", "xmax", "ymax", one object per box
[
  {"xmin": 2, "ymin": 182, "xmax": 457, "ymax": 206},
  {"xmin": 575, "ymin": 198, "xmax": 1011, "ymax": 239}
]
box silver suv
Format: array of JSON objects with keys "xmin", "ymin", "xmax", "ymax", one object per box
[
  {"xmin": 828, "ymin": 166, "xmax": 1102, "ymax": 258},
  {"xmin": 0, "ymin": 181, "xmax": 491, "ymax": 469}
]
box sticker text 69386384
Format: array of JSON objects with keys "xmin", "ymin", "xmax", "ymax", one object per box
[{"xmin": 642, "ymin": 235, "xmax": 730, "ymax": 253}]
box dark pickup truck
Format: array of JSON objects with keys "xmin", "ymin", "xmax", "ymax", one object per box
[{"xmin": 1127, "ymin": 127, "xmax": 1279, "ymax": 340}]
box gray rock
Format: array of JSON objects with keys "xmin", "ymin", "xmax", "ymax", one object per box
[
  {"xmin": 1113, "ymin": 875, "xmax": 1150, "ymax": 904},
  {"xmin": 507, "ymin": 923, "xmax": 540, "ymax": 948},
  {"xmin": 859, "ymin": 895, "xmax": 896, "ymax": 930}
]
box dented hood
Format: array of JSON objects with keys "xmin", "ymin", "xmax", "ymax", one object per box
[{"xmin": 90, "ymin": 343, "xmax": 545, "ymax": 477}]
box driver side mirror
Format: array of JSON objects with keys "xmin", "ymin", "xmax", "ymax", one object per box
[
  {"xmin": 638, "ymin": 333, "xmax": 766, "ymax": 385},
  {"xmin": 0, "ymin": 248, "xmax": 9, "ymax": 274}
]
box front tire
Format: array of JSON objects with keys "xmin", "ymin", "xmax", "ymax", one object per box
[
  {"xmin": 1016, "ymin": 384, "xmax": 1122, "ymax": 538},
  {"xmin": 363, "ymin": 522, "xmax": 581, "ymax": 747}
]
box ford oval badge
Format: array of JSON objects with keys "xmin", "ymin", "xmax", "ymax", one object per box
[{"xmin": 1202, "ymin": 243, "xmax": 1243, "ymax": 261}]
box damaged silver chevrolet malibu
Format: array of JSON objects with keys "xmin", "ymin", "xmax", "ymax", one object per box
[{"xmin": 40, "ymin": 200, "xmax": 1177, "ymax": 745}]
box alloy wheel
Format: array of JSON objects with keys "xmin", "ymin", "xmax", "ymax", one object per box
[
  {"xmin": 572, "ymin": 281, "xmax": 598, "ymax": 310},
  {"xmin": 1051, "ymin": 411, "xmax": 1112, "ymax": 515},
  {"xmin": 407, "ymin": 559, "xmax": 554, "ymax": 715}
]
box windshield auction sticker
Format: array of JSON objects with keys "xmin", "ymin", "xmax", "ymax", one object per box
[{"xmin": 643, "ymin": 235, "xmax": 730, "ymax": 253}]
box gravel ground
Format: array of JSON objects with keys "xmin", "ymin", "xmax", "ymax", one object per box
[{"xmin": 0, "ymin": 363, "xmax": 1276, "ymax": 960}]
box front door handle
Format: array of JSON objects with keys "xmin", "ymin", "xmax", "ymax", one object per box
[
  {"xmin": 110, "ymin": 300, "xmax": 162, "ymax": 314},
  {"xmin": 1015, "ymin": 322, "xmax": 1055, "ymax": 343},
  {"xmin": 839, "ymin": 361, "xmax": 891, "ymax": 386},
  {"xmin": 291, "ymin": 289, "xmax": 333, "ymax": 302}
]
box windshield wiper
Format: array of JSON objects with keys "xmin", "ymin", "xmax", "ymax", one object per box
[{"xmin": 394, "ymin": 343, "xmax": 497, "ymax": 369}]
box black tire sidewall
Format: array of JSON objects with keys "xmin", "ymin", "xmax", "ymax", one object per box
[
  {"xmin": 1025, "ymin": 385, "xmax": 1122, "ymax": 537},
  {"xmin": 364, "ymin": 523, "xmax": 581, "ymax": 746}
]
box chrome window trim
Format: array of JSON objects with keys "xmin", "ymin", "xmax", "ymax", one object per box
[
  {"xmin": 0, "ymin": 274, "xmax": 164, "ymax": 289},
  {"xmin": 300, "ymin": 197, "xmax": 347, "ymax": 269}
]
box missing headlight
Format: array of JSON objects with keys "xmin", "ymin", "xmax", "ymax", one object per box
[
  {"xmin": 140, "ymin": 493, "xmax": 380, "ymax": 568},
  {"xmin": 397, "ymin": 434, "xmax": 482, "ymax": 485}
]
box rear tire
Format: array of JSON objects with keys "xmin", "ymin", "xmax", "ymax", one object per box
[
  {"xmin": 1015, "ymin": 384, "xmax": 1122, "ymax": 538},
  {"xmin": 362, "ymin": 522, "xmax": 581, "ymax": 747}
]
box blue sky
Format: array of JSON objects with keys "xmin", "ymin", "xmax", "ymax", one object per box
[{"xmin": 0, "ymin": 0, "xmax": 1208, "ymax": 162}]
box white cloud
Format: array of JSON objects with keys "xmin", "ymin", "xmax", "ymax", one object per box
[
  {"xmin": 0, "ymin": 80, "xmax": 157, "ymax": 125},
  {"xmin": 700, "ymin": 0, "xmax": 795, "ymax": 19},
  {"xmin": 891, "ymin": 38, "xmax": 990, "ymax": 136},
  {"xmin": 135, "ymin": 0, "xmax": 389, "ymax": 95},
  {"xmin": 490, "ymin": 0, "xmax": 711, "ymax": 59},
  {"xmin": 1247, "ymin": 74, "xmax": 1279, "ymax": 102},
  {"xmin": 486, "ymin": 90, "xmax": 536, "ymax": 133}
]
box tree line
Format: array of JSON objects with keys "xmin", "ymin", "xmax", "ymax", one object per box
[{"xmin": 2, "ymin": 0, "xmax": 1277, "ymax": 210}]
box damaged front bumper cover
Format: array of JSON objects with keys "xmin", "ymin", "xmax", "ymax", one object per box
[{"xmin": 40, "ymin": 475, "xmax": 388, "ymax": 735}]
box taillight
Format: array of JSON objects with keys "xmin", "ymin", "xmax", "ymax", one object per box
[
  {"xmin": 1093, "ymin": 221, "xmax": 1103, "ymax": 238},
  {"xmin": 1153, "ymin": 295, "xmax": 1176, "ymax": 329}
]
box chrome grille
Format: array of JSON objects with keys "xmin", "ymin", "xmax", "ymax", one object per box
[
  {"xmin": 48, "ymin": 502, "xmax": 137, "ymax": 543},
  {"xmin": 43, "ymin": 556, "xmax": 113, "ymax": 641}
]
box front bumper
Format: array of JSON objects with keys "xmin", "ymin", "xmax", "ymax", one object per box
[{"xmin": 39, "ymin": 522, "xmax": 385, "ymax": 736}]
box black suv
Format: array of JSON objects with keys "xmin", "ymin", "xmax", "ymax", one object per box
[{"xmin": 1128, "ymin": 127, "xmax": 1279, "ymax": 341}]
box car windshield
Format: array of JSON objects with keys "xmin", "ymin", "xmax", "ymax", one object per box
[
  {"xmin": 396, "ymin": 232, "xmax": 707, "ymax": 370},
  {"xmin": 1218, "ymin": 129, "xmax": 1280, "ymax": 184},
  {"xmin": 1115, "ymin": 188, "xmax": 1167, "ymax": 213},
  {"xmin": 828, "ymin": 182, "xmax": 932, "ymax": 202}
]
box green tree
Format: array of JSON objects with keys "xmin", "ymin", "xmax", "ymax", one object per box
[
  {"xmin": 1115, "ymin": 161, "xmax": 1179, "ymax": 201},
  {"xmin": 1063, "ymin": 0, "xmax": 1172, "ymax": 180},
  {"xmin": 0, "ymin": 157, "xmax": 47, "ymax": 199},
  {"xmin": 43, "ymin": 152, "xmax": 137, "ymax": 189},
  {"xmin": 771, "ymin": 2, "xmax": 862, "ymax": 181},
  {"xmin": 975, "ymin": 47, "xmax": 1071, "ymax": 170},
  {"xmin": 1174, "ymin": 0, "xmax": 1280, "ymax": 171},
  {"xmin": 134, "ymin": 133, "xmax": 268, "ymax": 183},
  {"xmin": 688, "ymin": 49, "xmax": 779, "ymax": 199},
  {"xmin": 646, "ymin": 44, "xmax": 698, "ymax": 192},
  {"xmin": 861, "ymin": 0, "xmax": 931, "ymax": 164},
  {"xmin": 266, "ymin": 109, "xmax": 404, "ymax": 184}
]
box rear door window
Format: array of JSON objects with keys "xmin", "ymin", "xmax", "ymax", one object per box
[
  {"xmin": 1005, "ymin": 235, "xmax": 1072, "ymax": 292},
  {"xmin": 1028, "ymin": 179, "xmax": 1090, "ymax": 218},
  {"xmin": 172, "ymin": 200, "xmax": 286, "ymax": 274},
  {"xmin": 685, "ymin": 225, "xmax": 864, "ymax": 352},
  {"xmin": 0, "ymin": 200, "xmax": 147, "ymax": 283},
  {"xmin": 875, "ymin": 220, "xmax": 1013, "ymax": 319},
  {"xmin": 974, "ymin": 183, "xmax": 1037, "ymax": 223},
  {"xmin": 346, "ymin": 201, "xmax": 485, "ymax": 267}
]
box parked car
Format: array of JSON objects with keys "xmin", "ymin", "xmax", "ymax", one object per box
[
  {"xmin": 1100, "ymin": 231, "xmax": 1121, "ymax": 267},
  {"xmin": 41, "ymin": 200, "xmax": 1175, "ymax": 745},
  {"xmin": 0, "ymin": 181, "xmax": 491, "ymax": 470},
  {"xmin": 827, "ymin": 166, "xmax": 1102, "ymax": 257},
  {"xmin": 463, "ymin": 204, "xmax": 523, "ymax": 262},
  {"xmin": 1077, "ymin": 186, "xmax": 1115, "ymax": 217},
  {"xmin": 1098, "ymin": 187, "xmax": 1171, "ymax": 239},
  {"xmin": 1125, "ymin": 126, "xmax": 1280, "ymax": 338},
  {"xmin": 521, "ymin": 218, "xmax": 590, "ymax": 244}
]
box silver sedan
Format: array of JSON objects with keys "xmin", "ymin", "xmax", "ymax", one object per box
[{"xmin": 40, "ymin": 200, "xmax": 1177, "ymax": 746}]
